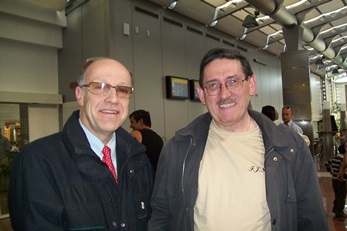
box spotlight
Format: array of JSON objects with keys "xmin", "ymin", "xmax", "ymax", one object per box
[
  {"xmin": 314, "ymin": 58, "xmax": 323, "ymax": 65},
  {"xmin": 242, "ymin": 11, "xmax": 259, "ymax": 28},
  {"xmin": 332, "ymin": 68, "xmax": 339, "ymax": 74},
  {"xmin": 168, "ymin": 1, "xmax": 177, "ymax": 9}
]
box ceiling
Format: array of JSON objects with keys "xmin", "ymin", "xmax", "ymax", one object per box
[
  {"xmin": 20, "ymin": 0, "xmax": 347, "ymax": 79},
  {"xmin": 149, "ymin": 0, "xmax": 347, "ymax": 79}
]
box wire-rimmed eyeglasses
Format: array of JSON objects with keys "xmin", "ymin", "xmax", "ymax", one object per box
[
  {"xmin": 80, "ymin": 82, "xmax": 134, "ymax": 99},
  {"xmin": 204, "ymin": 78, "xmax": 247, "ymax": 96}
]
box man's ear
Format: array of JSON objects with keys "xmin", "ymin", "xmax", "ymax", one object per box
[
  {"xmin": 197, "ymin": 86, "xmax": 206, "ymax": 105},
  {"xmin": 248, "ymin": 75, "xmax": 257, "ymax": 96},
  {"xmin": 75, "ymin": 86, "xmax": 84, "ymax": 106}
]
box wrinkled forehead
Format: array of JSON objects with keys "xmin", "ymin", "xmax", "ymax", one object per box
[
  {"xmin": 85, "ymin": 59, "xmax": 131, "ymax": 82},
  {"xmin": 203, "ymin": 59, "xmax": 244, "ymax": 81}
]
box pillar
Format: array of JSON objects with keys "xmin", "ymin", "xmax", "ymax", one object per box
[{"xmin": 322, "ymin": 101, "xmax": 334, "ymax": 161}]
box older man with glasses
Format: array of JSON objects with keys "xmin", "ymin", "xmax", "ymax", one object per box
[
  {"xmin": 148, "ymin": 48, "xmax": 327, "ymax": 231},
  {"xmin": 9, "ymin": 58, "xmax": 154, "ymax": 230}
]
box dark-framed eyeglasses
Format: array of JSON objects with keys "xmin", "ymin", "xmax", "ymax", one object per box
[
  {"xmin": 204, "ymin": 78, "xmax": 247, "ymax": 96},
  {"xmin": 80, "ymin": 82, "xmax": 134, "ymax": 99}
]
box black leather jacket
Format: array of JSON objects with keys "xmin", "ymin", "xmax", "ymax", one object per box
[
  {"xmin": 148, "ymin": 110, "xmax": 328, "ymax": 231},
  {"xmin": 9, "ymin": 110, "xmax": 154, "ymax": 231}
]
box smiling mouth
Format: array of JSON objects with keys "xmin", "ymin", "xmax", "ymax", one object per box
[
  {"xmin": 219, "ymin": 102, "xmax": 236, "ymax": 108},
  {"xmin": 100, "ymin": 109, "xmax": 119, "ymax": 114}
]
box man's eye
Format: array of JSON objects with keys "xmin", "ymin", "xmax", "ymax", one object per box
[
  {"xmin": 118, "ymin": 88, "xmax": 127, "ymax": 94},
  {"xmin": 95, "ymin": 83, "xmax": 106, "ymax": 90},
  {"xmin": 209, "ymin": 83, "xmax": 220, "ymax": 89},
  {"xmin": 117, "ymin": 86, "xmax": 131, "ymax": 94}
]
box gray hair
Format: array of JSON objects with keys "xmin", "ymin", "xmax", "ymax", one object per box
[{"xmin": 77, "ymin": 57, "xmax": 108, "ymax": 86}]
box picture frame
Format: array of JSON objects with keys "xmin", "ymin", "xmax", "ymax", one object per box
[
  {"xmin": 189, "ymin": 79, "xmax": 200, "ymax": 101},
  {"xmin": 165, "ymin": 76, "xmax": 189, "ymax": 99}
]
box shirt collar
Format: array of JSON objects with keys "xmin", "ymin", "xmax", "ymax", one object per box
[{"xmin": 79, "ymin": 119, "xmax": 116, "ymax": 160}]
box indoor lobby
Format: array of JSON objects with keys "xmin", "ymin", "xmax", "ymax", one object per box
[
  {"xmin": 1, "ymin": 171, "xmax": 347, "ymax": 230},
  {"xmin": 1, "ymin": 0, "xmax": 347, "ymax": 230}
]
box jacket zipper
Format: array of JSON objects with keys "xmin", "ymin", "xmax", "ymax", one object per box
[{"xmin": 181, "ymin": 136, "xmax": 193, "ymax": 194}]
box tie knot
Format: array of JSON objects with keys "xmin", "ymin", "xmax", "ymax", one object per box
[{"xmin": 102, "ymin": 146, "xmax": 111, "ymax": 156}]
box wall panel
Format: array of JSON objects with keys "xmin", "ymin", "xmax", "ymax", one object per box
[{"xmin": 132, "ymin": 5, "xmax": 164, "ymax": 138}]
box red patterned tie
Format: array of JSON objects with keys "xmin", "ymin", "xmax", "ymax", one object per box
[{"xmin": 102, "ymin": 146, "xmax": 118, "ymax": 184}]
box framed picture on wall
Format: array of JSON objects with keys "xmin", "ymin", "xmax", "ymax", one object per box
[
  {"xmin": 165, "ymin": 76, "xmax": 189, "ymax": 99},
  {"xmin": 189, "ymin": 79, "xmax": 200, "ymax": 101}
]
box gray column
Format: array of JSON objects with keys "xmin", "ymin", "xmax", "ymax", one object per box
[
  {"xmin": 340, "ymin": 104, "xmax": 347, "ymax": 142},
  {"xmin": 322, "ymin": 101, "xmax": 334, "ymax": 161}
]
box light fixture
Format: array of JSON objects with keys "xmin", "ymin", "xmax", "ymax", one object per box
[
  {"xmin": 210, "ymin": 20, "xmax": 218, "ymax": 27},
  {"xmin": 332, "ymin": 68, "xmax": 339, "ymax": 74},
  {"xmin": 168, "ymin": 1, "xmax": 177, "ymax": 10},
  {"xmin": 315, "ymin": 58, "xmax": 323, "ymax": 65},
  {"xmin": 242, "ymin": 11, "xmax": 259, "ymax": 28}
]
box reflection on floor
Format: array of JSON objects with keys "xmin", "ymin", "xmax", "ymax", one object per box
[{"xmin": 0, "ymin": 172, "xmax": 346, "ymax": 230}]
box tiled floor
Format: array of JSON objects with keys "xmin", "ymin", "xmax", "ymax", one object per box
[{"xmin": 0, "ymin": 172, "xmax": 346, "ymax": 230}]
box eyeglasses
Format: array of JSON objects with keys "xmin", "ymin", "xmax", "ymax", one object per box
[
  {"xmin": 80, "ymin": 82, "xmax": 134, "ymax": 99},
  {"xmin": 204, "ymin": 78, "xmax": 247, "ymax": 96}
]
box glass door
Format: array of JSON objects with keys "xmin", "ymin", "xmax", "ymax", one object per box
[{"xmin": 0, "ymin": 103, "xmax": 20, "ymax": 218}]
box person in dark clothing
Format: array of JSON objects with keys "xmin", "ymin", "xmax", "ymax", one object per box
[
  {"xmin": 129, "ymin": 109, "xmax": 163, "ymax": 171},
  {"xmin": 0, "ymin": 128, "xmax": 10, "ymax": 160},
  {"xmin": 148, "ymin": 48, "xmax": 328, "ymax": 231},
  {"xmin": 8, "ymin": 58, "xmax": 154, "ymax": 230},
  {"xmin": 326, "ymin": 143, "xmax": 347, "ymax": 218},
  {"xmin": 261, "ymin": 105, "xmax": 276, "ymax": 121}
]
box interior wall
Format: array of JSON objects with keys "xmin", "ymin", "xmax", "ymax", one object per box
[
  {"xmin": 1, "ymin": 0, "xmax": 324, "ymax": 144},
  {"xmin": 59, "ymin": 0, "xmax": 287, "ymax": 141},
  {"xmin": 0, "ymin": 0, "xmax": 65, "ymax": 141},
  {"xmin": 28, "ymin": 105, "xmax": 60, "ymax": 142}
]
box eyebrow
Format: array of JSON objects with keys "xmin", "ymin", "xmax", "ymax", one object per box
[{"xmin": 204, "ymin": 75, "xmax": 241, "ymax": 84}]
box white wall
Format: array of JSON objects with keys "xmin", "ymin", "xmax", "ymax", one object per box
[
  {"xmin": 58, "ymin": 0, "xmax": 286, "ymax": 141},
  {"xmin": 28, "ymin": 105, "xmax": 60, "ymax": 142},
  {"xmin": 0, "ymin": 0, "xmax": 325, "ymax": 143},
  {"xmin": 0, "ymin": 0, "xmax": 66, "ymax": 141}
]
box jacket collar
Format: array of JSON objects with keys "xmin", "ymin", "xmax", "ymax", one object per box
[
  {"xmin": 63, "ymin": 110, "xmax": 146, "ymax": 160},
  {"xmin": 175, "ymin": 110, "xmax": 295, "ymax": 160},
  {"xmin": 61, "ymin": 110, "xmax": 147, "ymax": 179}
]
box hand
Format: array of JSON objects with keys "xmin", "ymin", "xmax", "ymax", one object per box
[{"xmin": 337, "ymin": 169, "xmax": 345, "ymax": 182}]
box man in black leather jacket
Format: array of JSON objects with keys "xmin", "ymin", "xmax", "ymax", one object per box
[
  {"xmin": 9, "ymin": 58, "xmax": 154, "ymax": 230},
  {"xmin": 148, "ymin": 48, "xmax": 328, "ymax": 231}
]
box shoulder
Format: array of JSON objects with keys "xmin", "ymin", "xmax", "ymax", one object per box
[
  {"xmin": 130, "ymin": 130, "xmax": 142, "ymax": 136},
  {"xmin": 130, "ymin": 130, "xmax": 142, "ymax": 143},
  {"xmin": 176, "ymin": 113, "xmax": 211, "ymax": 137},
  {"xmin": 142, "ymin": 129, "xmax": 161, "ymax": 138},
  {"xmin": 13, "ymin": 132, "xmax": 65, "ymax": 169}
]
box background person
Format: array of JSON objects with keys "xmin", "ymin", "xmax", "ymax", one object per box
[
  {"xmin": 261, "ymin": 105, "xmax": 276, "ymax": 122},
  {"xmin": 9, "ymin": 57, "xmax": 154, "ymax": 230},
  {"xmin": 282, "ymin": 106, "xmax": 310, "ymax": 145},
  {"xmin": 325, "ymin": 142, "xmax": 347, "ymax": 218},
  {"xmin": 129, "ymin": 109, "xmax": 163, "ymax": 171},
  {"xmin": 148, "ymin": 48, "xmax": 328, "ymax": 231},
  {"xmin": 281, "ymin": 106, "xmax": 303, "ymax": 134},
  {"xmin": 0, "ymin": 128, "xmax": 10, "ymax": 160}
]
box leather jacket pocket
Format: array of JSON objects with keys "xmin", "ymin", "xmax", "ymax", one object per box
[{"xmin": 61, "ymin": 183, "xmax": 111, "ymax": 230}]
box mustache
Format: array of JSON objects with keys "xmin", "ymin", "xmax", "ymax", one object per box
[{"xmin": 217, "ymin": 98, "xmax": 235, "ymax": 106}]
